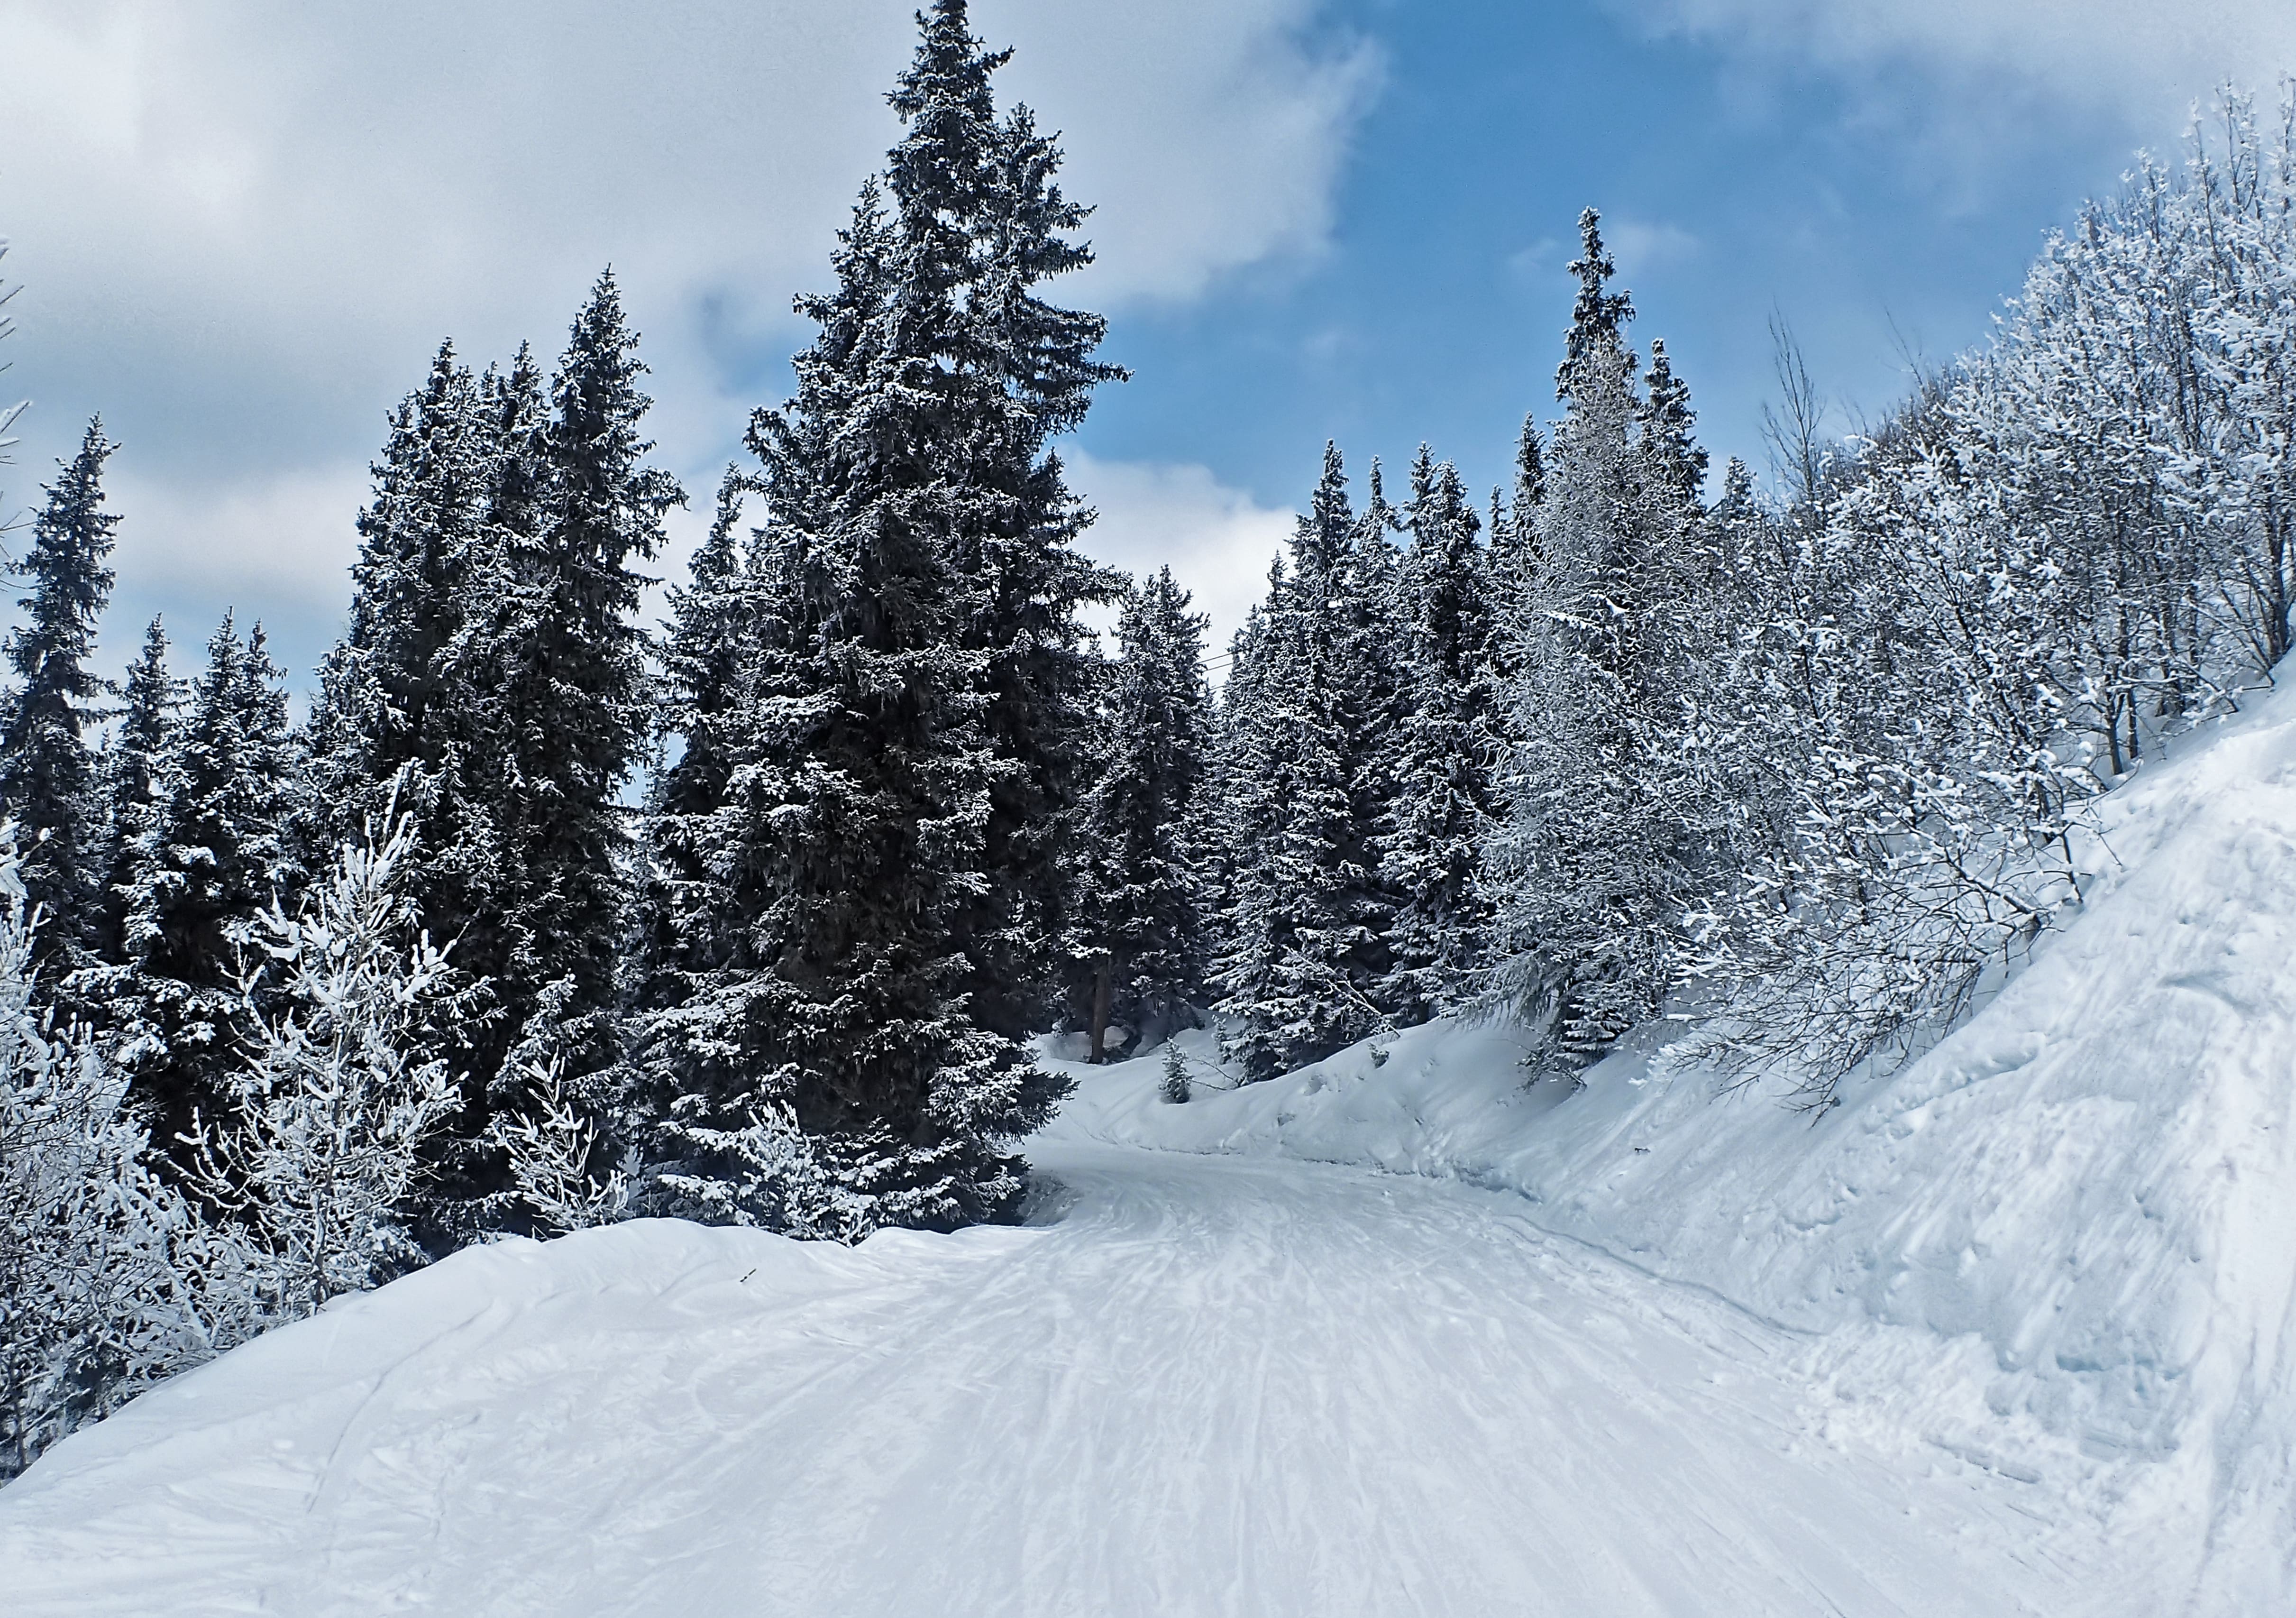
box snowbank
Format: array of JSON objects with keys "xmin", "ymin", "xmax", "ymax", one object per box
[{"xmin": 1043, "ymin": 672, "xmax": 2296, "ymax": 1604}]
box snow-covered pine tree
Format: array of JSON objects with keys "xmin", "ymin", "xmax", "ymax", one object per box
[
  {"xmin": 636, "ymin": 3, "xmax": 1111, "ymax": 1233},
  {"xmin": 885, "ymin": 0, "xmax": 1128, "ymax": 1040},
  {"xmin": 1487, "ymin": 210, "xmax": 1711, "ymax": 1072},
  {"xmin": 303, "ymin": 342, "xmax": 504, "ymax": 989},
  {"xmin": 488, "ymin": 274, "xmax": 681, "ymax": 1086},
  {"xmin": 1198, "ymin": 599, "xmax": 1272, "ymax": 1026},
  {"xmin": 0, "ymin": 419, "xmax": 120, "ymax": 969},
  {"xmin": 630, "ymin": 467, "xmax": 757, "ymax": 1038},
  {"xmin": 1209, "ymin": 446, "xmax": 1394, "ymax": 1078},
  {"xmin": 105, "ymin": 615, "xmax": 297, "ymax": 1173},
  {"xmin": 1068, "ymin": 566, "xmax": 1214, "ymax": 1059},
  {"xmin": 619, "ymin": 187, "xmax": 906, "ymax": 1235},
  {"xmin": 88, "ymin": 617, "xmax": 178, "ymax": 968},
  {"xmin": 182, "ymin": 794, "xmax": 465, "ymax": 1320},
  {"xmin": 303, "ymin": 313, "xmax": 677, "ymax": 1232},
  {"xmin": 0, "ymin": 831, "xmax": 239, "ymax": 1481},
  {"xmin": 1488, "ymin": 416, "xmax": 1546, "ymax": 607},
  {"xmin": 620, "ymin": 467, "xmax": 776, "ymax": 1192},
  {"xmin": 1376, "ymin": 447, "xmax": 1496, "ymax": 1022}
]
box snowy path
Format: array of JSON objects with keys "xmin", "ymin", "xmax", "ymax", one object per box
[{"xmin": 3, "ymin": 1142, "xmax": 2105, "ymax": 1616}]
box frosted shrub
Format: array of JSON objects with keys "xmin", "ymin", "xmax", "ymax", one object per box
[
  {"xmin": 490, "ymin": 1055, "xmax": 631, "ymax": 1237},
  {"xmin": 0, "ymin": 835, "xmax": 235, "ymax": 1480},
  {"xmin": 183, "ymin": 803, "xmax": 462, "ymax": 1320},
  {"xmin": 649, "ymin": 1097, "xmax": 869, "ymax": 1241}
]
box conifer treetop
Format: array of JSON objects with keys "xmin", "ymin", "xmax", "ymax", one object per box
[{"xmin": 1558, "ymin": 208, "xmax": 1636, "ymax": 403}]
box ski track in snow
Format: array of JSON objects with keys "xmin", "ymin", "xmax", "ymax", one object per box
[{"xmin": 2, "ymin": 1141, "xmax": 2119, "ymax": 1617}]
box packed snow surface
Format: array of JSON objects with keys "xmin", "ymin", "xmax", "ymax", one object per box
[{"xmin": 5, "ymin": 677, "xmax": 2295, "ymax": 1613}]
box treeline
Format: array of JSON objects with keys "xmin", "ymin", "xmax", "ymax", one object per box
[
  {"xmin": 1198, "ymin": 97, "xmax": 2296, "ymax": 1097},
  {"xmin": 5, "ymin": 0, "xmax": 2295, "ymax": 1475}
]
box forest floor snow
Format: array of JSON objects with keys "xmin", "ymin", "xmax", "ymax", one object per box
[{"xmin": 5, "ymin": 677, "xmax": 2294, "ymax": 1613}]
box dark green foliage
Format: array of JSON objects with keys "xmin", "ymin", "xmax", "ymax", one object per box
[
  {"xmin": 307, "ymin": 290, "xmax": 679, "ymax": 1232},
  {"xmin": 0, "ymin": 419, "xmax": 119, "ymax": 966},
  {"xmin": 90, "ymin": 618, "xmax": 177, "ymax": 967},
  {"xmin": 1209, "ymin": 444, "xmax": 1400, "ymax": 1079},
  {"xmin": 1158, "ymin": 1042, "xmax": 1191, "ymax": 1105},
  {"xmin": 503, "ymin": 276, "xmax": 680, "ymax": 1077},
  {"xmin": 1489, "ymin": 210, "xmax": 1718, "ymax": 1069},
  {"xmin": 1377, "ymin": 448, "xmax": 1498, "ymax": 1022},
  {"xmin": 629, "ymin": 0, "xmax": 1114, "ymax": 1232},
  {"xmin": 1067, "ymin": 566, "xmax": 1214, "ymax": 1058},
  {"xmin": 105, "ymin": 616, "xmax": 296, "ymax": 1166}
]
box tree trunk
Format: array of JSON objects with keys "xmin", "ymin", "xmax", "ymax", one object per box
[{"xmin": 1089, "ymin": 958, "xmax": 1114, "ymax": 1064}]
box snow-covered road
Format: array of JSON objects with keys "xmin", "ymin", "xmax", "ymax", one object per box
[{"xmin": 2, "ymin": 1140, "xmax": 2105, "ymax": 1616}]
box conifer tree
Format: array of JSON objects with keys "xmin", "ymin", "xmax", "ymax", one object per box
[
  {"xmin": 494, "ymin": 273, "xmax": 680, "ymax": 1080},
  {"xmin": 633, "ymin": 1, "xmax": 1112, "ymax": 1231},
  {"xmin": 1489, "ymin": 210, "xmax": 1711, "ymax": 1070},
  {"xmin": 1209, "ymin": 446, "xmax": 1395, "ymax": 1077},
  {"xmin": 886, "ymin": 0, "xmax": 1127, "ymax": 1038},
  {"xmin": 306, "ymin": 304, "xmax": 677, "ymax": 1230},
  {"xmin": 1377, "ymin": 448, "xmax": 1496, "ymax": 1021},
  {"xmin": 302, "ymin": 346, "xmax": 506, "ymax": 1218},
  {"xmin": 1068, "ymin": 567, "xmax": 1213, "ymax": 1058},
  {"xmin": 1637, "ymin": 339, "xmax": 1709, "ymax": 507},
  {"xmin": 0, "ymin": 831, "xmax": 235, "ymax": 1481},
  {"xmin": 89, "ymin": 618, "xmax": 178, "ymax": 968},
  {"xmin": 305, "ymin": 341, "xmax": 500, "ymax": 899},
  {"xmin": 0, "ymin": 419, "xmax": 119, "ymax": 965},
  {"xmin": 109, "ymin": 616, "xmax": 296, "ymax": 1166},
  {"xmin": 633, "ymin": 468, "xmax": 757, "ymax": 1012}
]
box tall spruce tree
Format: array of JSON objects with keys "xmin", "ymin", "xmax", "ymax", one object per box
[
  {"xmin": 1489, "ymin": 209, "xmax": 1711, "ymax": 1069},
  {"xmin": 494, "ymin": 274, "xmax": 680, "ymax": 1081},
  {"xmin": 89, "ymin": 618, "xmax": 177, "ymax": 968},
  {"xmin": 109, "ymin": 615, "xmax": 295, "ymax": 1166},
  {"xmin": 633, "ymin": 468, "xmax": 757, "ymax": 1016},
  {"xmin": 0, "ymin": 419, "xmax": 119, "ymax": 965},
  {"xmin": 1209, "ymin": 445, "xmax": 1396, "ymax": 1077},
  {"xmin": 303, "ymin": 345, "xmax": 508, "ymax": 1221},
  {"xmin": 888, "ymin": 3, "xmax": 1127, "ymax": 1038},
  {"xmin": 308, "ymin": 299, "xmax": 677, "ymax": 1232},
  {"xmin": 1377, "ymin": 447, "xmax": 1496, "ymax": 1022},
  {"xmin": 631, "ymin": 0, "xmax": 1113, "ymax": 1232},
  {"xmin": 1068, "ymin": 567, "xmax": 1213, "ymax": 1059}
]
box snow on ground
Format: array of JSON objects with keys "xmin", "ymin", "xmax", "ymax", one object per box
[
  {"xmin": 1047, "ymin": 670, "xmax": 2296, "ymax": 1611},
  {"xmin": 0, "ymin": 1147, "xmax": 2115, "ymax": 1617},
  {"xmin": 3, "ymin": 679, "xmax": 2292, "ymax": 1613}
]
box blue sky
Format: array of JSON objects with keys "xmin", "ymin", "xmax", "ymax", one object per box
[{"xmin": 2, "ymin": 0, "xmax": 2289, "ymax": 680}]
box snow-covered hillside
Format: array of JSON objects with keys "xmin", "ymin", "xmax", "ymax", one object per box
[
  {"xmin": 2, "ymin": 672, "xmax": 2292, "ymax": 1614},
  {"xmin": 1051, "ymin": 670, "xmax": 2296, "ymax": 1610}
]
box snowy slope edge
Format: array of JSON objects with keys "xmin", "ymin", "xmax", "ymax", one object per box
[{"xmin": 1041, "ymin": 671, "xmax": 2296, "ymax": 1527}]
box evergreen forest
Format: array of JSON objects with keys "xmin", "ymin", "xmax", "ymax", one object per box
[{"xmin": 6, "ymin": 1, "xmax": 2296, "ymax": 1479}]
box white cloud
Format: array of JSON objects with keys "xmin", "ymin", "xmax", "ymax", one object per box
[
  {"xmin": 103, "ymin": 463, "xmax": 366, "ymax": 616},
  {"xmin": 1602, "ymin": 214, "xmax": 1701, "ymax": 276},
  {"xmin": 984, "ymin": 0, "xmax": 1383, "ymax": 304},
  {"xmin": 0, "ymin": 1, "xmax": 1376, "ymax": 451},
  {"xmin": 0, "ymin": 0, "xmax": 1376, "ymax": 669},
  {"xmin": 88, "ymin": 461, "xmax": 371, "ymax": 689},
  {"xmin": 1068, "ymin": 452, "xmax": 1294, "ymax": 664},
  {"xmin": 1625, "ymin": 0, "xmax": 2296, "ymax": 127}
]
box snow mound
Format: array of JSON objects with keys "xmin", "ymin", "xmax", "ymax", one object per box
[{"xmin": 1046, "ymin": 672, "xmax": 2296, "ymax": 1605}]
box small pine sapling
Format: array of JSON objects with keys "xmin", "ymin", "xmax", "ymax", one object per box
[
  {"xmin": 1159, "ymin": 1042, "xmax": 1191, "ymax": 1105},
  {"xmin": 488, "ymin": 1055, "xmax": 631, "ymax": 1237}
]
